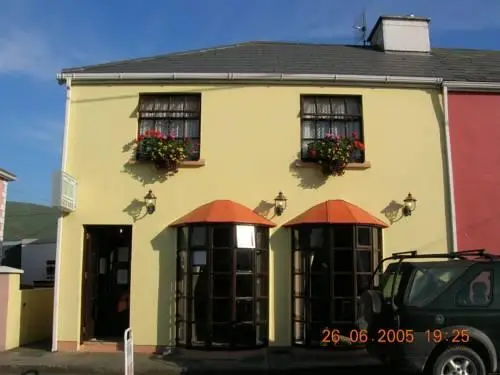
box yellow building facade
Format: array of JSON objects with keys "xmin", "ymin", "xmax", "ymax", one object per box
[{"xmin": 54, "ymin": 81, "xmax": 449, "ymax": 352}]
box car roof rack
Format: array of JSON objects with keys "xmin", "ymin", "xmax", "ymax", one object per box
[
  {"xmin": 370, "ymin": 248, "xmax": 499, "ymax": 300},
  {"xmin": 388, "ymin": 248, "xmax": 498, "ymax": 261},
  {"xmin": 372, "ymin": 249, "xmax": 498, "ymax": 286}
]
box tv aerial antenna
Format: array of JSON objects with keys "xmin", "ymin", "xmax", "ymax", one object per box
[{"xmin": 353, "ymin": 9, "xmax": 368, "ymax": 46}]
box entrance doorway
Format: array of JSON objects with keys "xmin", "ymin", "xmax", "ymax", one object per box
[{"xmin": 81, "ymin": 225, "xmax": 132, "ymax": 342}]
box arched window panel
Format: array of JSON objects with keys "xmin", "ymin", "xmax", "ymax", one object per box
[
  {"xmin": 310, "ymin": 227, "xmax": 324, "ymax": 248},
  {"xmin": 257, "ymin": 275, "xmax": 268, "ymax": 298},
  {"xmin": 235, "ymin": 249, "xmax": 252, "ymax": 272},
  {"xmin": 176, "ymin": 224, "xmax": 269, "ymax": 349},
  {"xmin": 189, "ymin": 226, "xmax": 207, "ymax": 248},
  {"xmin": 332, "ymin": 225, "xmax": 354, "ymax": 248},
  {"xmin": 177, "ymin": 227, "xmax": 189, "ymax": 250},
  {"xmin": 291, "ymin": 224, "xmax": 383, "ymax": 347},
  {"xmin": 295, "ymin": 225, "xmax": 319, "ymax": 249},
  {"xmin": 176, "ymin": 250, "xmax": 188, "ymax": 289},
  {"xmin": 357, "ymin": 226, "xmax": 373, "ymax": 247},
  {"xmin": 292, "ymin": 228, "xmax": 300, "ymax": 250},
  {"xmin": 212, "ymin": 249, "xmax": 232, "ymax": 273},
  {"xmin": 255, "ymin": 226, "xmax": 270, "ymax": 250},
  {"xmin": 372, "ymin": 228, "xmax": 383, "ymax": 285},
  {"xmin": 176, "ymin": 232, "xmax": 189, "ymax": 346},
  {"xmin": 212, "ymin": 225, "xmax": 234, "ymax": 248},
  {"xmin": 256, "ymin": 250, "xmax": 268, "ymax": 275}
]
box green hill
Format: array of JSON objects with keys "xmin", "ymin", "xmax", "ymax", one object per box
[{"xmin": 4, "ymin": 201, "xmax": 59, "ymax": 244}]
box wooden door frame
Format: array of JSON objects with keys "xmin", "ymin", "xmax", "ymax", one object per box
[{"xmin": 81, "ymin": 227, "xmax": 96, "ymax": 342}]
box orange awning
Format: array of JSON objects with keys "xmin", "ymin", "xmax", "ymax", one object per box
[
  {"xmin": 283, "ymin": 200, "xmax": 388, "ymax": 228},
  {"xmin": 170, "ymin": 199, "xmax": 276, "ymax": 227}
]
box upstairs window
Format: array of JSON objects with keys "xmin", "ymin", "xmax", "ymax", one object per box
[
  {"xmin": 138, "ymin": 94, "xmax": 201, "ymax": 160},
  {"xmin": 300, "ymin": 95, "xmax": 364, "ymax": 162}
]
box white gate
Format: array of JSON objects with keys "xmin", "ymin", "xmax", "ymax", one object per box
[{"xmin": 124, "ymin": 328, "xmax": 134, "ymax": 375}]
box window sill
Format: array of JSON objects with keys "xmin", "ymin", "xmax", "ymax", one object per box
[
  {"xmin": 128, "ymin": 159, "xmax": 206, "ymax": 168},
  {"xmin": 294, "ymin": 160, "xmax": 371, "ymax": 170}
]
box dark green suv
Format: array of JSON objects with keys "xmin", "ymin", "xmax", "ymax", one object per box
[{"xmin": 359, "ymin": 249, "xmax": 500, "ymax": 375}]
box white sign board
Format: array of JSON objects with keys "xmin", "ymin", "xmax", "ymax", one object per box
[
  {"xmin": 124, "ymin": 328, "xmax": 134, "ymax": 375},
  {"xmin": 236, "ymin": 225, "xmax": 256, "ymax": 249},
  {"xmin": 52, "ymin": 171, "xmax": 77, "ymax": 212}
]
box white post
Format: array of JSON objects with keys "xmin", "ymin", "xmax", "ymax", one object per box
[{"xmin": 124, "ymin": 328, "xmax": 134, "ymax": 375}]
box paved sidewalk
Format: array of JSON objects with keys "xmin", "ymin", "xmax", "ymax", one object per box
[{"xmin": 0, "ymin": 346, "xmax": 388, "ymax": 375}]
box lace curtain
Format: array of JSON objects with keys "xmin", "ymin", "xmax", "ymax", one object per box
[
  {"xmin": 138, "ymin": 95, "xmax": 201, "ymax": 138},
  {"xmin": 301, "ymin": 96, "xmax": 362, "ymax": 157},
  {"xmin": 138, "ymin": 95, "xmax": 201, "ymax": 158}
]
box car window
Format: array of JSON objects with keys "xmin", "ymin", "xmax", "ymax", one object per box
[
  {"xmin": 407, "ymin": 266, "xmax": 464, "ymax": 307},
  {"xmin": 456, "ymin": 270, "xmax": 493, "ymax": 307},
  {"xmin": 381, "ymin": 272, "xmax": 402, "ymax": 299}
]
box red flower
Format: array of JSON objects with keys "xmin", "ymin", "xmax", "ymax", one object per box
[{"xmin": 354, "ymin": 140, "xmax": 365, "ymax": 150}]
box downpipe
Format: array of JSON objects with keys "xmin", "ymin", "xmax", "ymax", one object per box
[
  {"xmin": 442, "ymin": 84, "xmax": 459, "ymax": 252},
  {"xmin": 51, "ymin": 78, "xmax": 72, "ymax": 352}
]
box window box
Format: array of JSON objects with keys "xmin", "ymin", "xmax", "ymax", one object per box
[
  {"xmin": 295, "ymin": 159, "xmax": 371, "ymax": 170},
  {"xmin": 128, "ymin": 158, "xmax": 206, "ymax": 168}
]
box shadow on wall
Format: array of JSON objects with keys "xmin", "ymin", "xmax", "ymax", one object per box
[
  {"xmin": 121, "ymin": 139, "xmax": 172, "ymax": 185},
  {"xmin": 270, "ymin": 228, "xmax": 291, "ymax": 346},
  {"xmin": 123, "ymin": 199, "xmax": 147, "ymax": 223},
  {"xmin": 289, "ymin": 153, "xmax": 328, "ymax": 189},
  {"xmin": 380, "ymin": 200, "xmax": 404, "ymax": 225},
  {"xmin": 254, "ymin": 200, "xmax": 276, "ymax": 220},
  {"xmin": 151, "ymin": 227, "xmax": 177, "ymax": 351}
]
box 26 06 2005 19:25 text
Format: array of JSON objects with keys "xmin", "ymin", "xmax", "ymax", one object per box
[{"xmin": 321, "ymin": 328, "xmax": 416, "ymax": 344}]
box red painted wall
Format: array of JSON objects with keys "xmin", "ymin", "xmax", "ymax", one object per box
[{"xmin": 449, "ymin": 92, "xmax": 500, "ymax": 253}]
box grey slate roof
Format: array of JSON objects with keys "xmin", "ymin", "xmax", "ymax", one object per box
[{"xmin": 61, "ymin": 41, "xmax": 500, "ymax": 83}]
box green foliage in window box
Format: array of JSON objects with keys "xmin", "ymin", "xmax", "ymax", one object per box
[
  {"xmin": 307, "ymin": 132, "xmax": 365, "ymax": 176},
  {"xmin": 136, "ymin": 130, "xmax": 191, "ymax": 173}
]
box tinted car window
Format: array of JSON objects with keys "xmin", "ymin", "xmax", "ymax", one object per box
[
  {"xmin": 456, "ymin": 270, "xmax": 493, "ymax": 307},
  {"xmin": 407, "ymin": 266, "xmax": 465, "ymax": 307},
  {"xmin": 381, "ymin": 272, "xmax": 402, "ymax": 299}
]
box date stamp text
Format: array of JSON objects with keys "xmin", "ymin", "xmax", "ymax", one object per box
[{"xmin": 321, "ymin": 328, "xmax": 470, "ymax": 345}]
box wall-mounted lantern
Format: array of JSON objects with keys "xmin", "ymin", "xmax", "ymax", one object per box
[
  {"xmin": 144, "ymin": 190, "xmax": 157, "ymax": 214},
  {"xmin": 274, "ymin": 191, "xmax": 288, "ymax": 216},
  {"xmin": 402, "ymin": 193, "xmax": 417, "ymax": 216}
]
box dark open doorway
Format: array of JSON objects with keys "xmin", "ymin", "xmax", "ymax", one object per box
[{"xmin": 81, "ymin": 225, "xmax": 132, "ymax": 342}]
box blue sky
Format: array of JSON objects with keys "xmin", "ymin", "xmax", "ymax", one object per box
[{"xmin": 1, "ymin": 0, "xmax": 500, "ymax": 206}]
